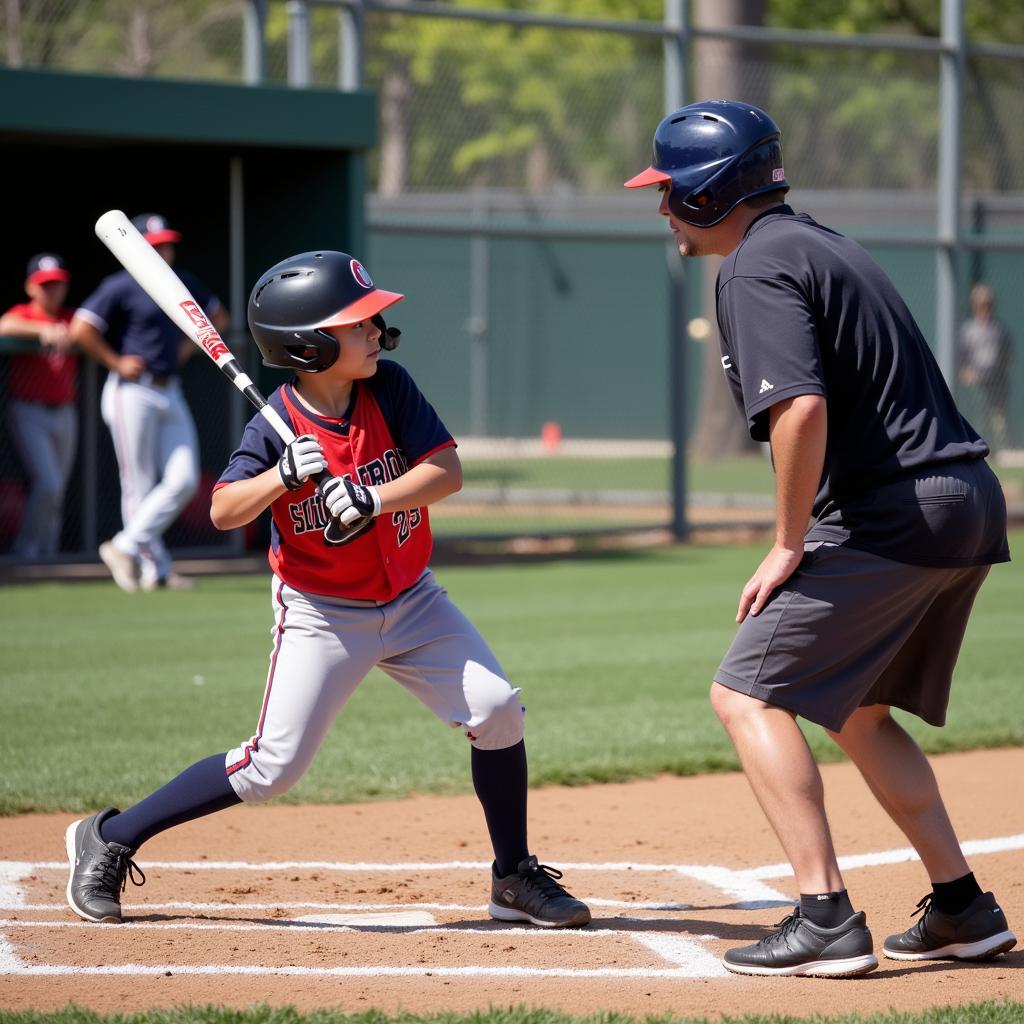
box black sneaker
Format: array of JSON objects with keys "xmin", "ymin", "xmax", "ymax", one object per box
[
  {"xmin": 883, "ymin": 891, "xmax": 1017, "ymax": 961},
  {"xmin": 488, "ymin": 856, "xmax": 591, "ymax": 928},
  {"xmin": 723, "ymin": 907, "xmax": 878, "ymax": 977},
  {"xmin": 64, "ymin": 808, "xmax": 146, "ymax": 923}
]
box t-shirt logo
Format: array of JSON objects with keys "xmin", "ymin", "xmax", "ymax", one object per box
[
  {"xmin": 351, "ymin": 260, "xmax": 374, "ymax": 289},
  {"xmin": 759, "ymin": 379, "xmax": 775, "ymax": 394}
]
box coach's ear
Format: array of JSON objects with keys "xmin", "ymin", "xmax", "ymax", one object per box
[{"xmin": 372, "ymin": 313, "xmax": 401, "ymax": 351}]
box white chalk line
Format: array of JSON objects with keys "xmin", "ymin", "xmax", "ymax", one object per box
[
  {"xmin": 3, "ymin": 899, "xmax": 694, "ymax": 913},
  {"xmin": 0, "ymin": 919, "xmax": 693, "ymax": 939},
  {"xmin": 3, "ymin": 832, "xmax": 1021, "ymax": 979},
  {"xmin": 0, "ymin": 933, "xmax": 712, "ymax": 979},
  {"xmin": 749, "ymin": 832, "xmax": 1024, "ymax": 880}
]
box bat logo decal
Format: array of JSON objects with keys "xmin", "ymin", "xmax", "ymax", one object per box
[{"xmin": 180, "ymin": 300, "xmax": 229, "ymax": 360}]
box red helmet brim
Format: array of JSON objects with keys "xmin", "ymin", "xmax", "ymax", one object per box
[
  {"xmin": 624, "ymin": 167, "xmax": 671, "ymax": 189},
  {"xmin": 314, "ymin": 288, "xmax": 405, "ymax": 328}
]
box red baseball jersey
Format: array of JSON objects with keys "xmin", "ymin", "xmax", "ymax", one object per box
[
  {"xmin": 215, "ymin": 360, "xmax": 455, "ymax": 600},
  {"xmin": 4, "ymin": 303, "xmax": 77, "ymax": 405}
]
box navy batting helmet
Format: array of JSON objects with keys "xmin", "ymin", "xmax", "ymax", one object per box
[
  {"xmin": 248, "ymin": 251, "xmax": 403, "ymax": 373},
  {"xmin": 624, "ymin": 100, "xmax": 788, "ymax": 227}
]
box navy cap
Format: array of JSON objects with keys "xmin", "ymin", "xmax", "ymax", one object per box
[
  {"xmin": 27, "ymin": 253, "xmax": 70, "ymax": 285},
  {"xmin": 132, "ymin": 213, "xmax": 182, "ymax": 246}
]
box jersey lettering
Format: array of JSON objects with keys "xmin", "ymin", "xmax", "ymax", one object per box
[
  {"xmin": 289, "ymin": 493, "xmax": 330, "ymax": 535},
  {"xmin": 285, "ymin": 447, "xmax": 424, "ymax": 549}
]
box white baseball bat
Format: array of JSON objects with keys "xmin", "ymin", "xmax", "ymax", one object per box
[{"xmin": 94, "ymin": 209, "xmax": 298, "ymax": 446}]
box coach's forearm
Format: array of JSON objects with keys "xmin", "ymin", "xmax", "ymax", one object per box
[
  {"xmin": 210, "ymin": 470, "xmax": 286, "ymax": 531},
  {"xmin": 376, "ymin": 447, "xmax": 463, "ymax": 515},
  {"xmin": 768, "ymin": 395, "xmax": 827, "ymax": 550},
  {"xmin": 70, "ymin": 318, "xmax": 122, "ymax": 370}
]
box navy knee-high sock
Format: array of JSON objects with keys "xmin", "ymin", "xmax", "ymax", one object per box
[
  {"xmin": 100, "ymin": 753, "xmax": 241, "ymax": 851},
  {"xmin": 471, "ymin": 740, "xmax": 529, "ymax": 878}
]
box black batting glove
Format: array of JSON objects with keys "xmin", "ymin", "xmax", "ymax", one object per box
[
  {"xmin": 319, "ymin": 475, "xmax": 382, "ymax": 526},
  {"xmin": 278, "ymin": 434, "xmax": 326, "ymax": 491}
]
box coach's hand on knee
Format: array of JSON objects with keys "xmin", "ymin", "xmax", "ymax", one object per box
[
  {"xmin": 278, "ymin": 434, "xmax": 327, "ymax": 491},
  {"xmin": 319, "ymin": 475, "xmax": 382, "ymax": 527},
  {"xmin": 737, "ymin": 543, "xmax": 803, "ymax": 622}
]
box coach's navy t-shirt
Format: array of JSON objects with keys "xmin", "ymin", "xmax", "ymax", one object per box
[
  {"xmin": 715, "ymin": 205, "xmax": 1007, "ymax": 566},
  {"xmin": 77, "ymin": 269, "xmax": 220, "ymax": 378}
]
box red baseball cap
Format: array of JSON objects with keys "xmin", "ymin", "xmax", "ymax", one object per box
[
  {"xmin": 27, "ymin": 253, "xmax": 70, "ymax": 285},
  {"xmin": 132, "ymin": 213, "xmax": 182, "ymax": 246}
]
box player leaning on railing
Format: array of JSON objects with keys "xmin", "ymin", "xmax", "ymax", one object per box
[{"xmin": 65, "ymin": 251, "xmax": 591, "ymax": 931}]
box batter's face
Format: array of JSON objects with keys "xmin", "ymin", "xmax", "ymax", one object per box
[
  {"xmin": 322, "ymin": 320, "xmax": 383, "ymax": 380},
  {"xmin": 658, "ymin": 184, "xmax": 709, "ymax": 258}
]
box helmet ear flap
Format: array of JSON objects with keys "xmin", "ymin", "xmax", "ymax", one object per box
[{"xmin": 372, "ymin": 313, "xmax": 401, "ymax": 351}]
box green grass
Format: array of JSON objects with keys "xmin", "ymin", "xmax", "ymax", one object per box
[
  {"xmin": 460, "ymin": 455, "xmax": 776, "ymax": 496},
  {"xmin": 1, "ymin": 534, "xmax": 1021, "ymax": 814},
  {"xmin": 2, "ymin": 1004, "xmax": 1023, "ymax": 1024},
  {"xmin": 459, "ymin": 454, "xmax": 1024, "ymax": 499}
]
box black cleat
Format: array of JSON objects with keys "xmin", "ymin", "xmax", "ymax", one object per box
[
  {"xmin": 723, "ymin": 907, "xmax": 878, "ymax": 977},
  {"xmin": 65, "ymin": 808, "xmax": 145, "ymax": 923},
  {"xmin": 883, "ymin": 891, "xmax": 1017, "ymax": 961},
  {"xmin": 488, "ymin": 855, "xmax": 591, "ymax": 928}
]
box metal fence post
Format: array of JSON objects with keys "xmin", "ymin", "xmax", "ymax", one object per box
[
  {"xmin": 339, "ymin": 0, "xmax": 364, "ymax": 91},
  {"xmin": 467, "ymin": 190, "xmax": 491, "ymax": 438},
  {"xmin": 936, "ymin": 0, "xmax": 964, "ymax": 383},
  {"xmin": 286, "ymin": 0, "xmax": 312, "ymax": 87},
  {"xmin": 228, "ymin": 156, "xmax": 248, "ymax": 554},
  {"xmin": 664, "ymin": 0, "xmax": 687, "ymax": 112},
  {"xmin": 664, "ymin": 0, "xmax": 688, "ymax": 539},
  {"xmin": 81, "ymin": 360, "xmax": 99, "ymax": 554},
  {"xmin": 243, "ymin": 0, "xmax": 267, "ymax": 84}
]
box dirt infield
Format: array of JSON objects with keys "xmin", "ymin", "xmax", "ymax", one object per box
[{"xmin": 2, "ymin": 748, "xmax": 1022, "ymax": 1019}]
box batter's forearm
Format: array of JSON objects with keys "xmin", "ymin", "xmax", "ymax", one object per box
[
  {"xmin": 768, "ymin": 395, "xmax": 827, "ymax": 550},
  {"xmin": 376, "ymin": 449, "xmax": 463, "ymax": 515},
  {"xmin": 210, "ymin": 470, "xmax": 287, "ymax": 531}
]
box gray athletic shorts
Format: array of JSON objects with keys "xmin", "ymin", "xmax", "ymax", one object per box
[{"xmin": 714, "ymin": 543, "xmax": 990, "ymax": 732}]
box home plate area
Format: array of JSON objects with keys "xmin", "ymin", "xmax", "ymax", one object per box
[{"xmin": 2, "ymin": 838, "xmax": 1022, "ymax": 981}]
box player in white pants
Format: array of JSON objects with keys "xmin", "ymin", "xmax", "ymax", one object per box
[
  {"xmin": 64, "ymin": 250, "xmax": 591, "ymax": 931},
  {"xmin": 71, "ymin": 213, "xmax": 228, "ymax": 591}
]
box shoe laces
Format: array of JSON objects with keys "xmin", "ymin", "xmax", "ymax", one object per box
[
  {"xmin": 760, "ymin": 909, "xmax": 804, "ymax": 948},
  {"xmin": 522, "ymin": 862, "xmax": 572, "ymax": 900},
  {"xmin": 912, "ymin": 893, "xmax": 934, "ymax": 918},
  {"xmin": 92, "ymin": 845, "xmax": 146, "ymax": 898}
]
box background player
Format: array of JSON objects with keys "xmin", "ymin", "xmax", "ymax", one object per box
[
  {"xmin": 70, "ymin": 213, "xmax": 229, "ymax": 591},
  {"xmin": 1, "ymin": 253, "xmax": 78, "ymax": 559},
  {"xmin": 625, "ymin": 100, "xmax": 1015, "ymax": 977},
  {"xmin": 65, "ymin": 249, "xmax": 591, "ymax": 932}
]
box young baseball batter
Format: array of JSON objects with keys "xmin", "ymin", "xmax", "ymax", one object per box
[{"xmin": 65, "ymin": 250, "xmax": 591, "ymax": 930}]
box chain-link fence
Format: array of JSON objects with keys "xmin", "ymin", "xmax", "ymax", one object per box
[{"xmin": 1, "ymin": 1, "xmax": 1022, "ymax": 563}]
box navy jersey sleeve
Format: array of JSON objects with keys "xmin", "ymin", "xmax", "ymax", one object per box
[
  {"xmin": 371, "ymin": 360, "xmax": 454, "ymax": 464},
  {"xmin": 716, "ymin": 275, "xmax": 826, "ymax": 442},
  {"xmin": 75, "ymin": 274, "xmax": 127, "ymax": 339},
  {"xmin": 179, "ymin": 271, "xmax": 222, "ymax": 316},
  {"xmin": 217, "ymin": 390, "xmax": 292, "ymax": 485}
]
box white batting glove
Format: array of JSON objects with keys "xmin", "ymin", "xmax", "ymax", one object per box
[
  {"xmin": 278, "ymin": 434, "xmax": 326, "ymax": 491},
  {"xmin": 319, "ymin": 475, "xmax": 382, "ymax": 526}
]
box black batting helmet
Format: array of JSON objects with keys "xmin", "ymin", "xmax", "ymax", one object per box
[
  {"xmin": 624, "ymin": 100, "xmax": 788, "ymax": 227},
  {"xmin": 247, "ymin": 251, "xmax": 404, "ymax": 373}
]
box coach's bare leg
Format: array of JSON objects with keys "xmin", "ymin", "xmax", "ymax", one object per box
[
  {"xmin": 711, "ymin": 681, "xmax": 844, "ymax": 894},
  {"xmin": 828, "ymin": 705, "xmax": 970, "ymax": 883}
]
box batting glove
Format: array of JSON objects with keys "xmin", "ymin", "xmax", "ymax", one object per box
[
  {"xmin": 319, "ymin": 475, "xmax": 382, "ymax": 526},
  {"xmin": 278, "ymin": 434, "xmax": 327, "ymax": 491}
]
